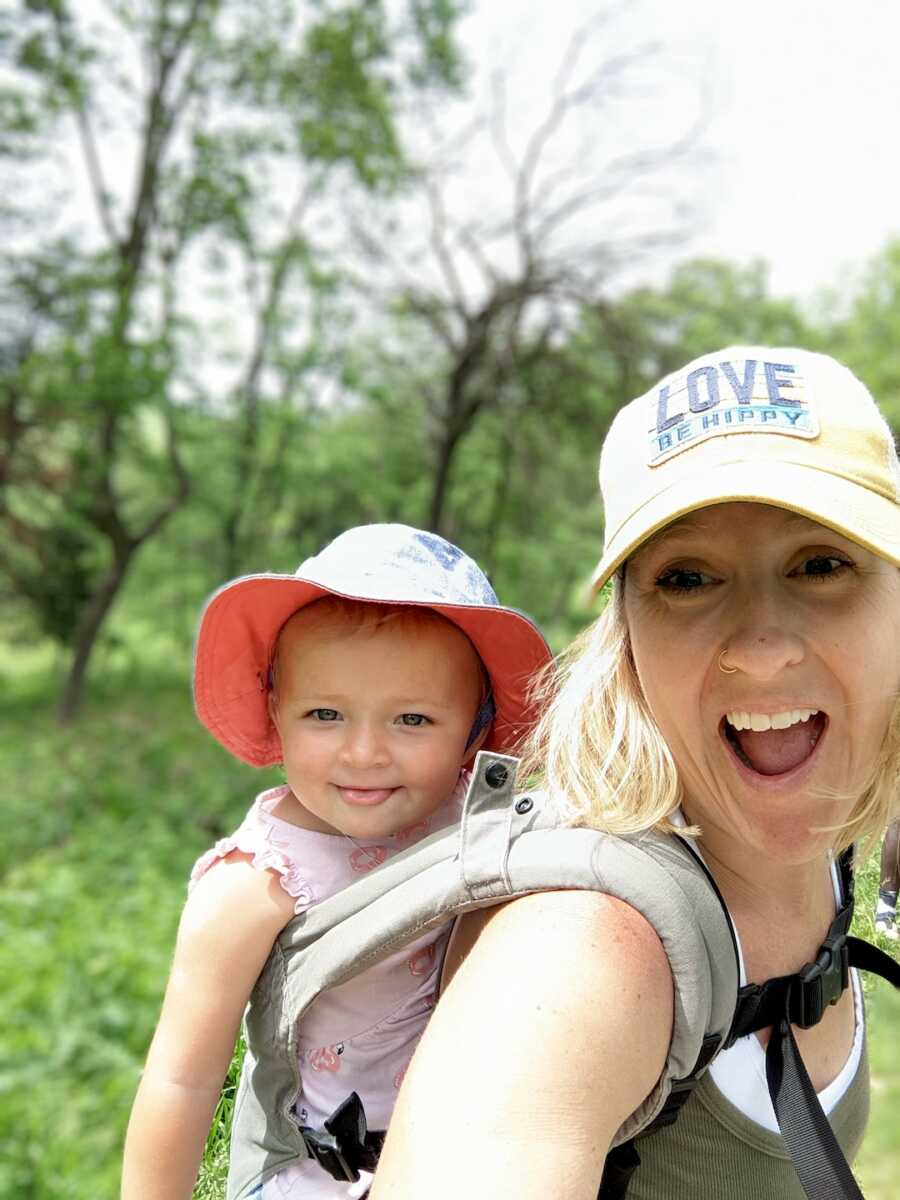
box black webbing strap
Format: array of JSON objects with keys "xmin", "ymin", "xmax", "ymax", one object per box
[
  {"xmin": 300, "ymin": 1092, "xmax": 385, "ymax": 1183},
  {"xmin": 765, "ymin": 936, "xmax": 900, "ymax": 1200},
  {"xmin": 732, "ymin": 849, "xmax": 900, "ymax": 1200},
  {"xmin": 597, "ymin": 1141, "xmax": 640, "ymax": 1199},
  {"xmin": 596, "ymin": 1035, "xmax": 720, "ymax": 1199}
]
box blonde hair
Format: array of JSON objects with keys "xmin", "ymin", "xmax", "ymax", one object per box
[{"xmin": 520, "ymin": 577, "xmax": 900, "ymax": 854}]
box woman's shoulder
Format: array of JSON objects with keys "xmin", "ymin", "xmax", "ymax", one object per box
[{"xmin": 446, "ymin": 886, "xmax": 672, "ymax": 999}]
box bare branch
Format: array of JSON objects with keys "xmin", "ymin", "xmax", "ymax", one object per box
[
  {"xmin": 531, "ymin": 103, "xmax": 708, "ymax": 250},
  {"xmin": 426, "ymin": 175, "xmax": 469, "ymax": 315},
  {"xmin": 513, "ymin": 22, "xmax": 595, "ymax": 260},
  {"xmin": 346, "ymin": 212, "xmax": 429, "ymax": 301},
  {"xmin": 455, "ymin": 222, "xmax": 502, "ymax": 291},
  {"xmin": 488, "ymin": 70, "xmax": 519, "ymax": 185},
  {"xmin": 402, "ymin": 292, "xmax": 459, "ymax": 353}
]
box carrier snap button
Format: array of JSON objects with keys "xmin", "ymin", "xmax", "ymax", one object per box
[
  {"xmin": 515, "ymin": 797, "xmax": 533, "ymax": 814},
  {"xmin": 484, "ymin": 762, "xmax": 509, "ymax": 789}
]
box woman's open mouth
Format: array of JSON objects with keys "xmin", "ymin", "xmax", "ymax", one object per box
[{"xmin": 721, "ymin": 708, "xmax": 828, "ymax": 777}]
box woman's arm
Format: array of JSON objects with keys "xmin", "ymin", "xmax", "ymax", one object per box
[
  {"xmin": 370, "ymin": 889, "xmax": 673, "ymax": 1200},
  {"xmin": 121, "ymin": 853, "xmax": 296, "ymax": 1200}
]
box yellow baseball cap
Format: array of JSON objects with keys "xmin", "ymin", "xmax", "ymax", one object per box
[{"xmin": 591, "ymin": 346, "xmax": 900, "ymax": 592}]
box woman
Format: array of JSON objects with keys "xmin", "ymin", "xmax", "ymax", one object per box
[{"xmin": 368, "ymin": 347, "xmax": 900, "ymax": 1199}]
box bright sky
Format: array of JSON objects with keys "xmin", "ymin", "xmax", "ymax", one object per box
[{"xmin": 460, "ymin": 0, "xmax": 900, "ymax": 300}]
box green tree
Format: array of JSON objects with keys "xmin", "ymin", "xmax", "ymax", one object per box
[
  {"xmin": 824, "ymin": 238, "xmax": 900, "ymax": 426},
  {"xmin": 586, "ymin": 257, "xmax": 817, "ymax": 402},
  {"xmin": 0, "ymin": 0, "xmax": 466, "ymax": 719}
]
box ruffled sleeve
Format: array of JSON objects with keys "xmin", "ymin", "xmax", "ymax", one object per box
[{"xmin": 189, "ymin": 789, "xmax": 317, "ymax": 913}]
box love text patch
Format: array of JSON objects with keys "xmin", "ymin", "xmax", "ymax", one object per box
[{"xmin": 647, "ymin": 359, "xmax": 818, "ymax": 466}]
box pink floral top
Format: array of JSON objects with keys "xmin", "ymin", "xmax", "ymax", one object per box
[{"xmin": 190, "ymin": 776, "xmax": 468, "ymax": 1199}]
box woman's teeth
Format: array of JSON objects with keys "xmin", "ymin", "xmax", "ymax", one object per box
[{"xmin": 725, "ymin": 708, "xmax": 819, "ymax": 732}]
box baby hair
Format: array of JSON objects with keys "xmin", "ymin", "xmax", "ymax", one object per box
[{"xmin": 270, "ymin": 596, "xmax": 490, "ymax": 711}]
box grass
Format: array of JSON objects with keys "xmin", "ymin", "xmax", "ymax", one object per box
[
  {"xmin": 0, "ymin": 664, "xmax": 278, "ymax": 1198},
  {"xmin": 856, "ymin": 979, "xmax": 900, "ymax": 1194},
  {"xmin": 1, "ymin": 661, "xmax": 898, "ymax": 1198}
]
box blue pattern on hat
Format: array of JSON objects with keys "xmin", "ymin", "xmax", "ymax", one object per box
[{"xmin": 414, "ymin": 530, "xmax": 464, "ymax": 570}]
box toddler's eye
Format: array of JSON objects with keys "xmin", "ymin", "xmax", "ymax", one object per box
[
  {"xmin": 308, "ymin": 708, "xmax": 340, "ymax": 721},
  {"xmin": 398, "ymin": 713, "xmax": 429, "ymax": 727}
]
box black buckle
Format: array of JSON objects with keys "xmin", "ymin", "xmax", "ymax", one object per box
[
  {"xmin": 300, "ymin": 1092, "xmax": 375, "ymax": 1183},
  {"xmin": 788, "ymin": 929, "xmax": 850, "ymax": 1029},
  {"xmin": 301, "ymin": 1127, "xmax": 360, "ymax": 1183}
]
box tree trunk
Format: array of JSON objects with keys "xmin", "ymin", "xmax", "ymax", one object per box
[
  {"xmin": 57, "ymin": 552, "xmax": 133, "ymax": 724},
  {"xmin": 427, "ymin": 427, "xmax": 461, "ymax": 534},
  {"xmin": 482, "ymin": 428, "xmax": 516, "ymax": 577}
]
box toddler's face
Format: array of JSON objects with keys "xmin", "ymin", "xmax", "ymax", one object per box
[{"xmin": 268, "ymin": 609, "xmax": 485, "ymax": 839}]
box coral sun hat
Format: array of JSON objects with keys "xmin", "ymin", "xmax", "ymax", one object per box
[
  {"xmin": 590, "ymin": 346, "xmax": 900, "ymax": 592},
  {"xmin": 194, "ymin": 524, "xmax": 553, "ymax": 767}
]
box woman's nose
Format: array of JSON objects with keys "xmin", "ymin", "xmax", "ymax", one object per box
[{"xmin": 722, "ymin": 619, "xmax": 805, "ymax": 681}]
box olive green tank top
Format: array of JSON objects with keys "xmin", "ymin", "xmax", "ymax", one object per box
[{"xmin": 627, "ymin": 1037, "xmax": 870, "ymax": 1199}]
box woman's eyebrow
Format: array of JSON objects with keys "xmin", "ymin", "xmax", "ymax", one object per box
[
  {"xmin": 644, "ymin": 508, "xmax": 835, "ymax": 553},
  {"xmin": 639, "ymin": 513, "xmax": 717, "ymax": 553}
]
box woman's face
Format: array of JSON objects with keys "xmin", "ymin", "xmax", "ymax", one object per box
[{"xmin": 624, "ymin": 502, "xmax": 900, "ymax": 864}]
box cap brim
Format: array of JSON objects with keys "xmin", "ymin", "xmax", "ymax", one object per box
[
  {"xmin": 590, "ymin": 460, "xmax": 900, "ymax": 594},
  {"xmin": 194, "ymin": 575, "xmax": 552, "ymax": 766}
]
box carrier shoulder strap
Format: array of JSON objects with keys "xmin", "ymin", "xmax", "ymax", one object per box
[{"xmin": 226, "ymin": 751, "xmax": 739, "ymax": 1199}]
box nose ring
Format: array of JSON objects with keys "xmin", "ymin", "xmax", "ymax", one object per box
[{"xmin": 718, "ymin": 648, "xmax": 738, "ymax": 674}]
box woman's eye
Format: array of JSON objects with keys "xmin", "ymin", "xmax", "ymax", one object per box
[
  {"xmin": 398, "ymin": 713, "xmax": 429, "ymax": 727},
  {"xmin": 655, "ymin": 568, "xmax": 711, "ymax": 594},
  {"xmin": 308, "ymin": 708, "xmax": 340, "ymax": 721},
  {"xmin": 795, "ymin": 555, "xmax": 853, "ymax": 581}
]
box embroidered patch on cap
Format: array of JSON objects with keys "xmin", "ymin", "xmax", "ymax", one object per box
[{"xmin": 647, "ymin": 358, "xmax": 819, "ymax": 466}]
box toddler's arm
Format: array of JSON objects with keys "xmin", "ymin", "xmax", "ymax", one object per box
[{"xmin": 121, "ymin": 852, "xmax": 297, "ymax": 1200}]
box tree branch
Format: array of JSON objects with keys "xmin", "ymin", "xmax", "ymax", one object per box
[
  {"xmin": 120, "ymin": 0, "xmax": 208, "ymax": 309},
  {"xmin": 48, "ymin": 7, "xmax": 120, "ymax": 247},
  {"xmin": 134, "ymin": 401, "xmax": 190, "ymax": 546},
  {"xmin": 426, "ymin": 175, "xmax": 469, "ymax": 315}
]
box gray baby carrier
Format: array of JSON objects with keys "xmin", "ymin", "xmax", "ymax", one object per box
[{"xmin": 228, "ymin": 752, "xmax": 900, "ymax": 1200}]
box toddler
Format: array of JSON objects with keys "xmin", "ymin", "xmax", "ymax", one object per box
[{"xmin": 121, "ymin": 524, "xmax": 551, "ymax": 1200}]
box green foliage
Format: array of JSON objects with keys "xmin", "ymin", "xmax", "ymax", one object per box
[
  {"xmin": 195, "ymin": 1045, "xmax": 245, "ymax": 1200},
  {"xmin": 578, "ymin": 258, "xmax": 816, "ymax": 403},
  {"xmin": 825, "ymin": 237, "xmax": 900, "ymax": 426},
  {"xmin": 0, "ymin": 664, "xmax": 278, "ymax": 1197},
  {"xmin": 0, "ymin": 0, "xmax": 468, "ymax": 715},
  {"xmin": 855, "ymin": 982, "xmax": 900, "ymax": 1194},
  {"xmin": 850, "ymin": 844, "xmax": 900, "ymax": 1194}
]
